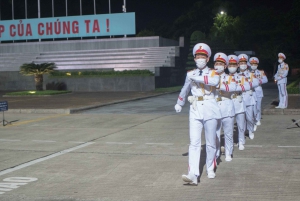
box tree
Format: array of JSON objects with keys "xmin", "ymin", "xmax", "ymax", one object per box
[
  {"xmin": 20, "ymin": 62, "xmax": 57, "ymax": 91},
  {"xmin": 209, "ymin": 13, "xmax": 242, "ymax": 49}
]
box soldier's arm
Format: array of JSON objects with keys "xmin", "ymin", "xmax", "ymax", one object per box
[
  {"xmin": 260, "ymin": 71, "xmax": 268, "ymax": 84},
  {"xmin": 189, "ymin": 71, "xmax": 220, "ymax": 86},
  {"xmin": 220, "ymin": 81, "xmax": 236, "ymax": 92},
  {"xmin": 236, "ymin": 81, "xmax": 250, "ymax": 92},
  {"xmin": 177, "ymin": 75, "xmax": 191, "ymax": 106},
  {"xmin": 251, "ymin": 77, "xmax": 260, "ymax": 88},
  {"xmin": 281, "ymin": 64, "xmax": 289, "ymax": 78}
]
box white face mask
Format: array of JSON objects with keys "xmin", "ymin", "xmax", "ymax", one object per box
[
  {"xmin": 251, "ymin": 65, "xmax": 258, "ymax": 70},
  {"xmin": 240, "ymin": 64, "xmax": 247, "ymax": 71},
  {"xmin": 195, "ymin": 58, "xmax": 207, "ymax": 69},
  {"xmin": 278, "ymin": 59, "xmax": 283, "ymax": 63},
  {"xmin": 214, "ymin": 65, "xmax": 224, "ymax": 73},
  {"xmin": 228, "ymin": 67, "xmax": 237, "ymax": 74}
]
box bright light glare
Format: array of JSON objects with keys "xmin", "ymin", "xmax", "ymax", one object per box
[
  {"xmin": 29, "ymin": 91, "xmax": 36, "ymax": 94},
  {"xmin": 220, "ymin": 11, "xmax": 224, "ymax": 15}
]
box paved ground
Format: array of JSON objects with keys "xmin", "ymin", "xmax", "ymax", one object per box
[{"xmin": 0, "ymin": 83, "xmax": 299, "ymax": 200}]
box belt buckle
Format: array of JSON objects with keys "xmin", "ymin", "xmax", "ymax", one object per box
[
  {"xmin": 197, "ymin": 96, "xmax": 204, "ymax": 101},
  {"xmin": 232, "ymin": 94, "xmax": 237, "ymax": 99},
  {"xmin": 217, "ymin": 97, "xmax": 222, "ymax": 102}
]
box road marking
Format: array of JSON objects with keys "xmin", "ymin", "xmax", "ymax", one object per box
[
  {"xmin": 146, "ymin": 143, "xmax": 174, "ymax": 146},
  {"xmin": 0, "ymin": 142, "xmax": 94, "ymax": 176},
  {"xmin": 32, "ymin": 140, "xmax": 56, "ymax": 143},
  {"xmin": 244, "ymin": 145, "xmax": 263, "ymax": 147},
  {"xmin": 278, "ymin": 146, "xmax": 300, "ymax": 148},
  {"xmin": 68, "ymin": 141, "xmax": 85, "ymax": 144},
  {"xmin": 6, "ymin": 114, "xmax": 69, "ymax": 127},
  {"xmin": 0, "ymin": 139, "xmax": 21, "ymax": 142},
  {"xmin": 0, "ymin": 177, "xmax": 38, "ymax": 195},
  {"xmin": 106, "ymin": 142, "xmax": 133, "ymax": 145}
]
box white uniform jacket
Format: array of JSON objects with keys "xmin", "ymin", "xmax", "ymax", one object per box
[
  {"xmin": 177, "ymin": 67, "xmax": 221, "ymax": 121},
  {"xmin": 274, "ymin": 62, "xmax": 289, "ymax": 85},
  {"xmin": 233, "ymin": 73, "xmax": 251, "ymax": 114},
  {"xmin": 215, "ymin": 73, "xmax": 236, "ymax": 118},
  {"xmin": 253, "ymin": 69, "xmax": 268, "ymax": 98},
  {"xmin": 237, "ymin": 70, "xmax": 259, "ymax": 106}
]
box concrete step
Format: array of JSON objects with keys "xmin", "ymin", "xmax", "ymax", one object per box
[
  {"xmin": 40, "ymin": 48, "xmax": 150, "ymax": 55},
  {"xmin": 37, "ymin": 52, "xmax": 146, "ymax": 59},
  {"xmin": 34, "ymin": 56, "xmax": 146, "ymax": 62}
]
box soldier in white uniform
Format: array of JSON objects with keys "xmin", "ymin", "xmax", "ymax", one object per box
[
  {"xmin": 227, "ymin": 55, "xmax": 250, "ymax": 150},
  {"xmin": 174, "ymin": 43, "xmax": 221, "ymax": 185},
  {"xmin": 274, "ymin": 53, "xmax": 289, "ymax": 109},
  {"xmin": 249, "ymin": 57, "xmax": 268, "ymax": 126},
  {"xmin": 213, "ymin": 53, "xmax": 236, "ymax": 162},
  {"xmin": 237, "ymin": 54, "xmax": 259, "ymax": 140}
]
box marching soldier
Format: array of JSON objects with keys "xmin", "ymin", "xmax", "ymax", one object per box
[
  {"xmin": 237, "ymin": 54, "xmax": 259, "ymax": 140},
  {"xmin": 249, "ymin": 57, "xmax": 268, "ymax": 126},
  {"xmin": 174, "ymin": 43, "xmax": 221, "ymax": 185},
  {"xmin": 274, "ymin": 53, "xmax": 289, "ymax": 109},
  {"xmin": 213, "ymin": 53, "xmax": 236, "ymax": 162},
  {"xmin": 227, "ymin": 55, "xmax": 250, "ymax": 150}
]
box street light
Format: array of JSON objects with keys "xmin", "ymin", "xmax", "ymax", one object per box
[{"xmin": 220, "ymin": 11, "xmax": 224, "ymax": 15}]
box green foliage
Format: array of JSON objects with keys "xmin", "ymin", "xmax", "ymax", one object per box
[
  {"xmin": 287, "ymin": 88, "xmax": 300, "ymax": 94},
  {"xmin": 190, "ymin": 31, "xmax": 206, "ymax": 43},
  {"xmin": 209, "ymin": 13, "xmax": 242, "ymax": 49},
  {"xmin": 154, "ymin": 86, "xmax": 182, "ymax": 93},
  {"xmin": 20, "ymin": 62, "xmax": 57, "ymax": 76},
  {"xmin": 287, "ymin": 78, "xmax": 300, "ymax": 88},
  {"xmin": 5, "ymin": 90, "xmax": 71, "ymax": 96},
  {"xmin": 50, "ymin": 70, "xmax": 154, "ymax": 78},
  {"xmin": 136, "ymin": 29, "xmax": 156, "ymax": 37}
]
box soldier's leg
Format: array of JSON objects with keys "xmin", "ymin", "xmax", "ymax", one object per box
[
  {"xmin": 204, "ymin": 118, "xmax": 218, "ymax": 173},
  {"xmin": 256, "ymin": 97, "xmax": 262, "ymax": 122},
  {"xmin": 215, "ymin": 119, "xmax": 222, "ymax": 159},
  {"xmin": 222, "ymin": 116, "xmax": 234, "ymax": 156},
  {"xmin": 245, "ymin": 105, "xmax": 254, "ymax": 133},
  {"xmin": 281, "ymin": 84, "xmax": 288, "ymax": 108},
  {"xmin": 236, "ymin": 112, "xmax": 246, "ymax": 145},
  {"xmin": 188, "ymin": 118, "xmax": 203, "ymax": 177},
  {"xmin": 278, "ymin": 84, "xmax": 283, "ymax": 107}
]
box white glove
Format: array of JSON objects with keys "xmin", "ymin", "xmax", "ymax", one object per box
[
  {"xmin": 237, "ymin": 95, "xmax": 242, "ymax": 103},
  {"xmin": 188, "ymin": 96, "xmax": 195, "ymax": 103},
  {"xmin": 174, "ymin": 104, "xmax": 182, "ymax": 113}
]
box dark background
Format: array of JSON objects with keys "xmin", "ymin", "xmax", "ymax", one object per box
[{"xmin": 0, "ymin": 0, "xmax": 299, "ymax": 76}]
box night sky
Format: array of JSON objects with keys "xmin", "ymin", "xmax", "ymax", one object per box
[{"xmin": 0, "ymin": 0, "xmax": 294, "ymax": 34}]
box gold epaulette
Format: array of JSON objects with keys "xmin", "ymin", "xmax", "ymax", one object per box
[{"xmin": 187, "ymin": 69, "xmax": 196, "ymax": 72}]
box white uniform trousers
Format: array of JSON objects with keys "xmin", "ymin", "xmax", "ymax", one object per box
[
  {"xmin": 278, "ymin": 84, "xmax": 288, "ymax": 108},
  {"xmin": 255, "ymin": 97, "xmax": 262, "ymax": 122},
  {"xmin": 216, "ymin": 117, "xmax": 234, "ymax": 157},
  {"xmin": 235, "ymin": 112, "xmax": 246, "ymax": 144},
  {"xmin": 189, "ymin": 118, "xmax": 217, "ymax": 176},
  {"xmin": 245, "ymin": 105, "xmax": 255, "ymax": 133}
]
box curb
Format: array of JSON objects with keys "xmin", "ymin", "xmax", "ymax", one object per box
[
  {"xmin": 263, "ymin": 95, "xmax": 300, "ymax": 115},
  {"xmin": 5, "ymin": 91, "xmax": 180, "ymax": 114}
]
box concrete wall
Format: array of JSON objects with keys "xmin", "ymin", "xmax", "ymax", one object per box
[
  {"xmin": 0, "ymin": 71, "xmax": 155, "ymax": 91},
  {"xmin": 47, "ymin": 76, "xmax": 155, "ymax": 92},
  {"xmin": 0, "ymin": 36, "xmax": 179, "ymax": 53}
]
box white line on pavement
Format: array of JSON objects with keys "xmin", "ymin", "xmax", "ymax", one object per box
[
  {"xmin": 244, "ymin": 145, "xmax": 263, "ymax": 147},
  {"xmin": 278, "ymin": 146, "xmax": 300, "ymax": 148},
  {"xmin": 68, "ymin": 141, "xmax": 85, "ymax": 144},
  {"xmin": 0, "ymin": 139, "xmax": 21, "ymax": 142},
  {"xmin": 106, "ymin": 142, "xmax": 133, "ymax": 145},
  {"xmin": 146, "ymin": 143, "xmax": 174, "ymax": 146},
  {"xmin": 0, "ymin": 142, "xmax": 95, "ymax": 176},
  {"xmin": 32, "ymin": 140, "xmax": 56, "ymax": 143}
]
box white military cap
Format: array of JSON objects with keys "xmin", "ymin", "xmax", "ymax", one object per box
[
  {"xmin": 193, "ymin": 43, "xmax": 212, "ymax": 58},
  {"xmin": 249, "ymin": 57, "xmax": 259, "ymax": 64},
  {"xmin": 214, "ymin": 52, "xmax": 228, "ymax": 65},
  {"xmin": 278, "ymin": 53, "xmax": 286, "ymax": 59},
  {"xmin": 228, "ymin": 55, "xmax": 239, "ymax": 64},
  {"xmin": 238, "ymin": 54, "xmax": 248, "ymax": 62}
]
